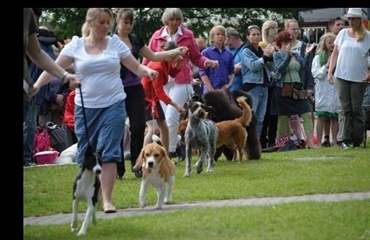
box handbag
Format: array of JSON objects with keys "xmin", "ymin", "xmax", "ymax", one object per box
[
  {"xmin": 281, "ymin": 71, "xmax": 307, "ymax": 100},
  {"xmin": 291, "ymin": 80, "xmax": 307, "ymax": 100},
  {"xmin": 281, "ymin": 83, "xmax": 293, "ymax": 98}
]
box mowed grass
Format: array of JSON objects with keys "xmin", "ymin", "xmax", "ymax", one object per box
[{"xmin": 24, "ymin": 144, "xmax": 370, "ymax": 239}]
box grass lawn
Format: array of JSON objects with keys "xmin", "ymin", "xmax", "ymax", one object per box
[{"xmin": 23, "ymin": 144, "xmax": 370, "ymax": 239}]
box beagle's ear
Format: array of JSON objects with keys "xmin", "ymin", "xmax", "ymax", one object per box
[{"xmin": 133, "ymin": 148, "xmax": 145, "ymax": 170}]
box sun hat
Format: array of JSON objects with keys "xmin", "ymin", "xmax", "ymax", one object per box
[{"xmin": 341, "ymin": 8, "xmax": 367, "ymax": 20}]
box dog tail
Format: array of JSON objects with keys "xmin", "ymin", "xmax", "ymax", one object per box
[
  {"xmin": 152, "ymin": 134, "xmax": 164, "ymax": 146},
  {"xmin": 236, "ymin": 96, "xmax": 252, "ymax": 127}
]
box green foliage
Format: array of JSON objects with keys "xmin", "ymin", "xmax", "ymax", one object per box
[
  {"xmin": 41, "ymin": 8, "xmax": 88, "ymax": 41},
  {"xmin": 40, "ymin": 8, "xmax": 316, "ymax": 44}
]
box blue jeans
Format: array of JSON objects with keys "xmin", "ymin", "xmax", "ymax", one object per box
[
  {"xmin": 244, "ymin": 85, "xmax": 268, "ymax": 138},
  {"xmin": 23, "ymin": 100, "xmax": 40, "ymax": 164}
]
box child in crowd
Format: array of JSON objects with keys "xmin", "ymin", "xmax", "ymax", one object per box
[
  {"xmin": 311, "ymin": 32, "xmax": 339, "ymax": 147},
  {"xmin": 142, "ymin": 41, "xmax": 186, "ymax": 153}
]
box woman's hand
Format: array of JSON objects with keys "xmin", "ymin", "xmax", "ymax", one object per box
[
  {"xmin": 305, "ymin": 43, "xmax": 316, "ymax": 55},
  {"xmin": 174, "ymin": 56, "xmax": 183, "ymax": 69},
  {"xmin": 176, "ymin": 46, "xmax": 189, "ymax": 56},
  {"xmin": 144, "ymin": 66, "xmax": 158, "ymax": 80},
  {"xmin": 263, "ymin": 43, "xmax": 275, "ymax": 57},
  {"xmin": 327, "ymin": 71, "xmax": 334, "ymax": 85},
  {"xmin": 284, "ymin": 43, "xmax": 292, "ymax": 56},
  {"xmin": 205, "ymin": 59, "xmax": 219, "ymax": 68},
  {"xmin": 174, "ymin": 102, "xmax": 186, "ymax": 114}
]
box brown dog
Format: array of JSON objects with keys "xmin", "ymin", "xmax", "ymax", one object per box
[
  {"xmin": 133, "ymin": 135, "xmax": 175, "ymax": 209},
  {"xmin": 203, "ymin": 89, "xmax": 262, "ymax": 160},
  {"xmin": 215, "ymin": 96, "xmax": 251, "ymax": 163},
  {"xmin": 179, "ymin": 96, "xmax": 251, "ymax": 163}
]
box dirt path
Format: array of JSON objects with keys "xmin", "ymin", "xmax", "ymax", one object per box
[{"xmin": 24, "ymin": 191, "xmax": 370, "ymax": 226}]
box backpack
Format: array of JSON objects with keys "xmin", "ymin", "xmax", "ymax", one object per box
[
  {"xmin": 46, "ymin": 122, "xmax": 68, "ymax": 153},
  {"xmin": 33, "ymin": 126, "xmax": 53, "ymax": 161}
]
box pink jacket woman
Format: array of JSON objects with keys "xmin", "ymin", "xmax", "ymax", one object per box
[{"xmin": 142, "ymin": 25, "xmax": 207, "ymax": 84}]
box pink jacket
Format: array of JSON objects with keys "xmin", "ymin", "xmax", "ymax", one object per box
[{"xmin": 143, "ymin": 25, "xmax": 208, "ymax": 84}]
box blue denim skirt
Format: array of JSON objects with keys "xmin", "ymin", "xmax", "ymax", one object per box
[{"xmin": 75, "ymin": 100, "xmax": 126, "ymax": 167}]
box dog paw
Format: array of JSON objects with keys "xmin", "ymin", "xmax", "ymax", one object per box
[
  {"xmin": 164, "ymin": 197, "xmax": 172, "ymax": 204},
  {"xmin": 183, "ymin": 172, "xmax": 190, "ymax": 177},
  {"xmin": 77, "ymin": 231, "xmax": 86, "ymax": 236},
  {"xmin": 196, "ymin": 167, "xmax": 203, "ymax": 174},
  {"xmin": 140, "ymin": 202, "xmax": 146, "ymax": 208},
  {"xmin": 70, "ymin": 223, "xmax": 78, "ymax": 232}
]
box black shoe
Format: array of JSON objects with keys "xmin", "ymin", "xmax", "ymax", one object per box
[
  {"xmin": 353, "ymin": 142, "xmax": 361, "ymax": 149},
  {"xmin": 321, "ymin": 140, "xmax": 331, "ymax": 147}
]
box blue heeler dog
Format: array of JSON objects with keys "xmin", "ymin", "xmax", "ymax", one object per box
[{"xmin": 183, "ymin": 101, "xmax": 218, "ymax": 177}]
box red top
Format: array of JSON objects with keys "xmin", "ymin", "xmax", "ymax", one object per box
[
  {"xmin": 63, "ymin": 90, "xmax": 75, "ymax": 130},
  {"xmin": 141, "ymin": 60, "xmax": 181, "ymax": 117}
]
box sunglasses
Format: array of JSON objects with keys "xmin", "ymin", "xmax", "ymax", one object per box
[
  {"xmin": 284, "ymin": 37, "xmax": 293, "ymax": 42},
  {"xmin": 248, "ymin": 25, "xmax": 260, "ymax": 31}
]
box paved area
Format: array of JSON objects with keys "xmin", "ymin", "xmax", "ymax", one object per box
[{"xmin": 24, "ymin": 191, "xmax": 370, "ymax": 226}]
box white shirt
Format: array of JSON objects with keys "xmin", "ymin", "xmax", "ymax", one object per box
[
  {"xmin": 60, "ymin": 34, "xmax": 131, "ymax": 108},
  {"xmin": 334, "ymin": 29, "xmax": 370, "ymax": 83}
]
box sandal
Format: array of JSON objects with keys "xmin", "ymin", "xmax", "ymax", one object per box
[{"xmin": 103, "ymin": 203, "xmax": 117, "ymax": 214}]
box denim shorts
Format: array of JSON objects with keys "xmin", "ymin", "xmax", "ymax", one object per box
[{"xmin": 75, "ymin": 100, "xmax": 126, "ymax": 167}]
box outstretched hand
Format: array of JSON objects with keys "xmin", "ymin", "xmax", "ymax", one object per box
[
  {"xmin": 148, "ymin": 69, "xmax": 159, "ymax": 80},
  {"xmin": 306, "ymin": 43, "xmax": 316, "ymax": 55},
  {"xmin": 205, "ymin": 59, "xmax": 219, "ymax": 68},
  {"xmin": 177, "ymin": 46, "xmax": 189, "ymax": 56}
]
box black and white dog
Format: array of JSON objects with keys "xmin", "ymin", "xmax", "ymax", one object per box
[
  {"xmin": 184, "ymin": 101, "xmax": 218, "ymax": 177},
  {"xmin": 70, "ymin": 146, "xmax": 102, "ymax": 236}
]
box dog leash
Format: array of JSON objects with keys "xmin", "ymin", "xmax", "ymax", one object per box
[{"xmin": 77, "ymin": 84, "xmax": 94, "ymax": 152}]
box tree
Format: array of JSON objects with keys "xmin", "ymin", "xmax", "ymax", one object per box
[{"xmin": 41, "ymin": 8, "xmax": 315, "ymax": 44}]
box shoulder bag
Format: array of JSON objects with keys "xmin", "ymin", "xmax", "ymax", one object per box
[{"xmin": 281, "ymin": 71, "xmax": 307, "ymax": 100}]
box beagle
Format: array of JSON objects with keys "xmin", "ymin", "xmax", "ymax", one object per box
[{"xmin": 133, "ymin": 135, "xmax": 175, "ymax": 209}]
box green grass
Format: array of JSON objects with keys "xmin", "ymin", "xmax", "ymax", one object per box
[{"xmin": 24, "ymin": 145, "xmax": 370, "ymax": 239}]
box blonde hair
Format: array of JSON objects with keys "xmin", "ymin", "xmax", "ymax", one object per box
[
  {"xmin": 161, "ymin": 8, "xmax": 184, "ymax": 26},
  {"xmin": 284, "ymin": 19, "xmax": 298, "ymax": 30},
  {"xmin": 81, "ymin": 8, "xmax": 114, "ymax": 37},
  {"xmin": 261, "ymin": 20, "xmax": 278, "ymax": 45},
  {"xmin": 209, "ymin": 25, "xmax": 226, "ymax": 45},
  {"xmin": 352, "ymin": 19, "xmax": 367, "ymax": 42},
  {"xmin": 317, "ymin": 32, "xmax": 336, "ymax": 54}
]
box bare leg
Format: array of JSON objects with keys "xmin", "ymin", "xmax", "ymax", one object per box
[
  {"xmin": 316, "ymin": 116, "xmax": 324, "ymax": 146},
  {"xmin": 100, "ymin": 162, "xmax": 117, "ymax": 211},
  {"xmin": 323, "ymin": 116, "xmax": 331, "ymax": 142},
  {"xmin": 331, "ymin": 118, "xmax": 339, "ymax": 146}
]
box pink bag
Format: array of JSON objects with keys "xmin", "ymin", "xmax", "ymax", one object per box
[{"xmin": 33, "ymin": 126, "xmax": 53, "ymax": 162}]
